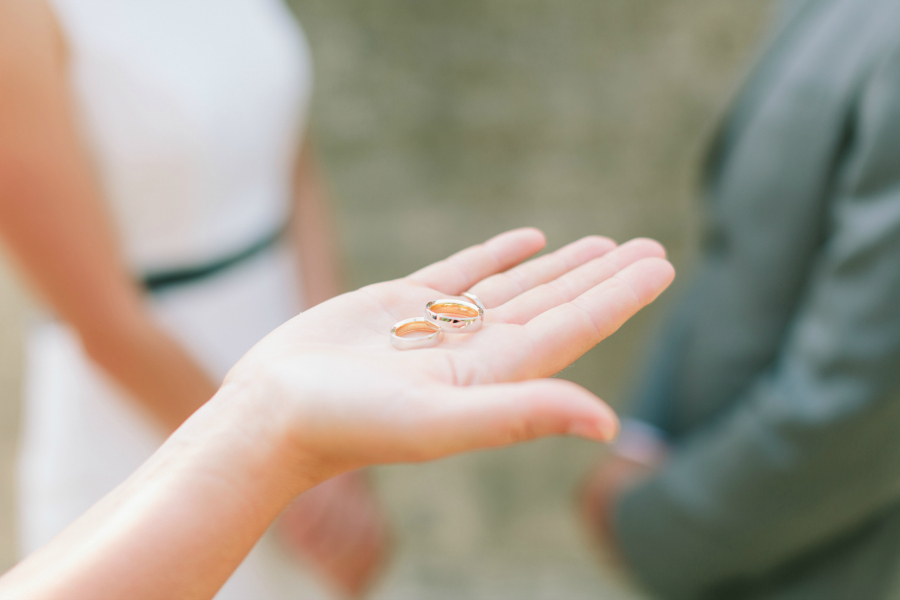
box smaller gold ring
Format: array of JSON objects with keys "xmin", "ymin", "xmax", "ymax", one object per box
[
  {"xmin": 391, "ymin": 317, "xmax": 444, "ymax": 350},
  {"xmin": 425, "ymin": 299, "xmax": 483, "ymax": 333},
  {"xmin": 461, "ymin": 292, "xmax": 486, "ymax": 313}
]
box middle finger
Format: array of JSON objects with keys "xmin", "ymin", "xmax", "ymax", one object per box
[{"xmin": 467, "ymin": 235, "xmax": 616, "ymax": 308}]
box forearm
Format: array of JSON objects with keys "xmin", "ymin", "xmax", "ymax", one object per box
[
  {"xmin": 0, "ymin": 228, "xmax": 668, "ymax": 598},
  {"xmin": 0, "ymin": 383, "xmax": 314, "ymax": 600},
  {"xmin": 1, "ymin": 146, "xmax": 217, "ymax": 428},
  {"xmin": 83, "ymin": 316, "xmax": 219, "ymax": 431},
  {"xmin": 614, "ymin": 254, "xmax": 900, "ymax": 593},
  {"xmin": 0, "ymin": 1, "xmax": 216, "ymax": 431},
  {"xmin": 615, "ymin": 237, "xmax": 900, "ymax": 595},
  {"xmin": 290, "ymin": 141, "xmax": 343, "ymax": 308}
]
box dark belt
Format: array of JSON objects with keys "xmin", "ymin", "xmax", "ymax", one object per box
[{"xmin": 141, "ymin": 225, "xmax": 285, "ymax": 293}]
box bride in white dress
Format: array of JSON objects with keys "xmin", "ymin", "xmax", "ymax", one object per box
[{"xmin": 0, "ymin": 0, "xmax": 387, "ymax": 597}]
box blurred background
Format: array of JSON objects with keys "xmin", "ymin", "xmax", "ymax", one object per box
[{"xmin": 0, "ymin": 1, "xmax": 774, "ymax": 597}]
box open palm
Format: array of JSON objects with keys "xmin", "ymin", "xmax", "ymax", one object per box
[{"xmin": 227, "ymin": 228, "xmax": 674, "ymax": 476}]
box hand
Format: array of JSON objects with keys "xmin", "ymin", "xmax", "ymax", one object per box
[
  {"xmin": 579, "ymin": 426, "xmax": 669, "ymax": 568},
  {"xmin": 226, "ymin": 228, "xmax": 675, "ymax": 485},
  {"xmin": 579, "ymin": 455, "xmax": 657, "ymax": 567},
  {"xmin": 277, "ymin": 471, "xmax": 389, "ymax": 598},
  {"xmin": 0, "ymin": 228, "xmax": 675, "ymax": 600}
]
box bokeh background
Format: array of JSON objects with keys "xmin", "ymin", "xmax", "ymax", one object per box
[{"xmin": 0, "ymin": 1, "xmax": 775, "ymax": 597}]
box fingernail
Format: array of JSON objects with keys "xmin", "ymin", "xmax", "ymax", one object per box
[
  {"xmin": 569, "ymin": 418, "xmax": 619, "ymax": 443},
  {"xmin": 604, "ymin": 417, "xmax": 621, "ymax": 443}
]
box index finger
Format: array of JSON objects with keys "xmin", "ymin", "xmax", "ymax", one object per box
[{"xmin": 407, "ymin": 228, "xmax": 547, "ymax": 295}]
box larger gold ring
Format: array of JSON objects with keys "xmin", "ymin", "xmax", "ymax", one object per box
[
  {"xmin": 461, "ymin": 292, "xmax": 486, "ymax": 312},
  {"xmin": 391, "ymin": 317, "xmax": 444, "ymax": 350},
  {"xmin": 425, "ymin": 299, "xmax": 483, "ymax": 333}
]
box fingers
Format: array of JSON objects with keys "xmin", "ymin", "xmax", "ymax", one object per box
[
  {"xmin": 413, "ymin": 379, "xmax": 619, "ymax": 462},
  {"xmin": 407, "ymin": 228, "xmax": 546, "ymax": 295},
  {"xmin": 468, "ymin": 235, "xmax": 616, "ymax": 308},
  {"xmin": 491, "ymin": 238, "xmax": 666, "ymax": 325},
  {"xmin": 522, "ymin": 257, "xmax": 675, "ymax": 378}
]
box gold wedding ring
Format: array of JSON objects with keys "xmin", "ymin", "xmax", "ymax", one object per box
[
  {"xmin": 461, "ymin": 292, "xmax": 486, "ymax": 312},
  {"xmin": 425, "ymin": 299, "xmax": 483, "ymax": 333},
  {"xmin": 391, "ymin": 317, "xmax": 444, "ymax": 350}
]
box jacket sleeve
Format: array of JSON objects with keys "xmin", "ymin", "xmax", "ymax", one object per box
[{"xmin": 614, "ymin": 48, "xmax": 900, "ymax": 598}]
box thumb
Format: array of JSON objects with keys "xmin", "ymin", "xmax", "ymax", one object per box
[{"xmin": 416, "ymin": 379, "xmax": 620, "ymax": 460}]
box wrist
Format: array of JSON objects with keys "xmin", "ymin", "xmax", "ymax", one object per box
[
  {"xmin": 177, "ymin": 380, "xmax": 325, "ymax": 501},
  {"xmin": 5, "ymin": 380, "xmax": 325, "ymax": 599}
]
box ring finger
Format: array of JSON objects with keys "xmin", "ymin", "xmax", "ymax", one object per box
[{"xmin": 489, "ymin": 238, "xmax": 666, "ymax": 326}]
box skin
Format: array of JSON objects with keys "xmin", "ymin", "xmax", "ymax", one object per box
[
  {"xmin": 578, "ymin": 427, "xmax": 669, "ymax": 576},
  {"xmin": 0, "ymin": 0, "xmax": 217, "ymax": 431},
  {"xmin": 0, "ymin": 0, "xmax": 385, "ymax": 594},
  {"xmin": 579, "ymin": 455, "xmax": 661, "ymax": 572},
  {"xmin": 288, "ymin": 130, "xmax": 389, "ymax": 599},
  {"xmin": 0, "ymin": 227, "xmax": 675, "ymax": 600}
]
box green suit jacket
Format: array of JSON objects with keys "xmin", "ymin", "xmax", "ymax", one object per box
[{"xmin": 616, "ymin": 1, "xmax": 900, "ymax": 598}]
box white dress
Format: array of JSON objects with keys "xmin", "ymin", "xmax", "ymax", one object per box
[{"xmin": 17, "ymin": 1, "xmax": 328, "ymax": 597}]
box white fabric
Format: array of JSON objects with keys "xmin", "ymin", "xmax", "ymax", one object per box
[
  {"xmin": 17, "ymin": 2, "xmax": 327, "ymax": 598},
  {"xmin": 50, "ymin": 0, "xmax": 311, "ymax": 272}
]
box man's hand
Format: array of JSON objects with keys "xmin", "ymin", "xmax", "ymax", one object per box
[
  {"xmin": 579, "ymin": 422, "xmax": 669, "ymax": 569},
  {"xmin": 580, "ymin": 455, "xmax": 656, "ymax": 566}
]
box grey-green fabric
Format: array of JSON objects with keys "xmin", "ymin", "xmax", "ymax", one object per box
[{"xmin": 614, "ymin": 0, "xmax": 900, "ymax": 598}]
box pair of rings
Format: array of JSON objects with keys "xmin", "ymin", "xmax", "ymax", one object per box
[{"xmin": 391, "ymin": 292, "xmax": 486, "ymax": 350}]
